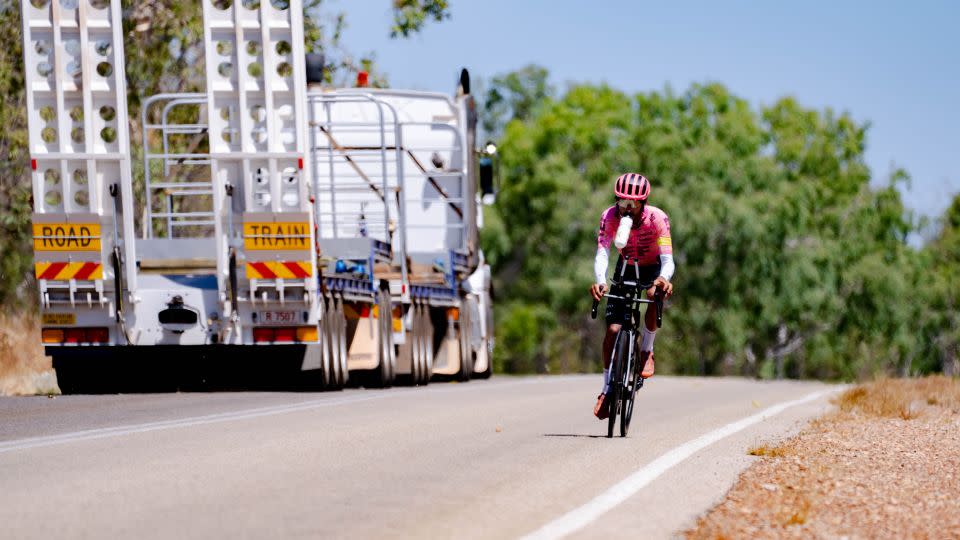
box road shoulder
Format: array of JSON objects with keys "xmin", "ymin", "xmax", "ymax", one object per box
[
  {"xmin": 686, "ymin": 376, "xmax": 960, "ymax": 539},
  {"xmin": 569, "ymin": 386, "xmax": 837, "ymax": 540}
]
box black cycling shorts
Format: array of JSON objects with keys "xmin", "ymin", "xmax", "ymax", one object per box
[{"xmin": 605, "ymin": 259, "xmax": 660, "ymax": 325}]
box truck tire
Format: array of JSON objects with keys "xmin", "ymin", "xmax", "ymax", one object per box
[
  {"xmin": 335, "ymin": 296, "xmax": 349, "ymax": 386},
  {"xmin": 368, "ymin": 291, "xmax": 396, "ymax": 388},
  {"xmin": 326, "ymin": 295, "xmax": 348, "ymax": 389},
  {"xmin": 414, "ymin": 303, "xmax": 430, "ymax": 385},
  {"xmin": 321, "ymin": 297, "xmax": 335, "ymax": 388},
  {"xmin": 456, "ymin": 304, "xmax": 473, "ymax": 382},
  {"xmin": 423, "ymin": 305, "xmax": 435, "ymax": 381},
  {"xmin": 409, "ymin": 304, "xmax": 422, "ymax": 384},
  {"xmin": 416, "ymin": 304, "xmax": 427, "ymax": 385},
  {"xmin": 382, "ymin": 292, "xmax": 396, "ymax": 383}
]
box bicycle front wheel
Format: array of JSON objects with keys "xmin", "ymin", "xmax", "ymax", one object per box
[
  {"xmin": 607, "ymin": 331, "xmax": 630, "ymax": 438},
  {"xmin": 620, "ymin": 341, "xmax": 640, "ymax": 437}
]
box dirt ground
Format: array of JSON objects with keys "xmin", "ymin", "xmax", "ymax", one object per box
[
  {"xmin": 0, "ymin": 314, "xmax": 57, "ymax": 395},
  {"xmin": 686, "ymin": 376, "xmax": 960, "ymax": 539}
]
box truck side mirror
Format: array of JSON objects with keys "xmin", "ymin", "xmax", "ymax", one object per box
[
  {"xmin": 479, "ymin": 141, "xmax": 498, "ymax": 205},
  {"xmin": 305, "ymin": 53, "xmax": 325, "ymax": 84}
]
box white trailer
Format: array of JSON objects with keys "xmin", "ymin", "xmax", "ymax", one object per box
[
  {"xmin": 23, "ymin": 0, "xmax": 494, "ymax": 391},
  {"xmin": 306, "ymin": 81, "xmax": 495, "ymax": 383}
]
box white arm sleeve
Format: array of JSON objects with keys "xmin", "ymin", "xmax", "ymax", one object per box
[
  {"xmin": 594, "ymin": 245, "xmax": 609, "ymax": 284},
  {"xmin": 658, "ymin": 253, "xmax": 675, "ymax": 281}
]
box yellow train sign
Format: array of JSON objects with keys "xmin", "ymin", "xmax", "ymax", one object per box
[
  {"xmin": 243, "ymin": 222, "xmax": 310, "ymax": 251},
  {"xmin": 32, "ymin": 223, "xmax": 101, "ymax": 252}
]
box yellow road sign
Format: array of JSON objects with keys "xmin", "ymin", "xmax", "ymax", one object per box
[
  {"xmin": 32, "ymin": 223, "xmax": 101, "ymax": 251},
  {"xmin": 243, "ymin": 222, "xmax": 310, "ymax": 251},
  {"xmin": 42, "ymin": 313, "xmax": 76, "ymax": 325}
]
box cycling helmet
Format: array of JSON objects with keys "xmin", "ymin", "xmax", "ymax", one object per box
[{"xmin": 614, "ymin": 173, "xmax": 651, "ymax": 200}]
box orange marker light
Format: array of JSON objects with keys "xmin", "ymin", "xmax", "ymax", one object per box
[
  {"xmin": 296, "ymin": 326, "xmax": 318, "ymax": 342},
  {"xmin": 41, "ymin": 328, "xmax": 64, "ymax": 343}
]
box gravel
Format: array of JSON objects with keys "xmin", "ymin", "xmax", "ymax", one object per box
[{"xmin": 686, "ymin": 383, "xmax": 960, "ymax": 539}]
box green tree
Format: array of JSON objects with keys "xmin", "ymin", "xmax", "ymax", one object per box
[
  {"xmin": 919, "ymin": 195, "xmax": 960, "ymax": 375},
  {"xmin": 481, "ymin": 64, "xmax": 554, "ymax": 139},
  {"xmin": 482, "ymin": 68, "xmax": 936, "ymax": 380},
  {"xmin": 390, "ymin": 0, "xmax": 450, "ymax": 38},
  {"xmin": 0, "ymin": 1, "xmax": 31, "ymax": 309}
]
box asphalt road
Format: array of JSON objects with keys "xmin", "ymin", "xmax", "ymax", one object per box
[{"xmin": 0, "ymin": 375, "xmax": 837, "ymax": 539}]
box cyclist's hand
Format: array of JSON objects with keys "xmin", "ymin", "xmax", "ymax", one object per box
[
  {"xmin": 590, "ymin": 283, "xmax": 607, "ymax": 301},
  {"xmin": 648, "ymin": 277, "xmax": 673, "ymax": 299}
]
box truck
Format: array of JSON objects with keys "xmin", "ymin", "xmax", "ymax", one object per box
[{"xmin": 22, "ymin": 0, "xmax": 495, "ymax": 392}]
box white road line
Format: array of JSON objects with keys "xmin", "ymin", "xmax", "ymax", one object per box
[
  {"xmin": 0, "ymin": 393, "xmax": 390, "ymax": 454},
  {"xmin": 520, "ymin": 388, "xmax": 840, "ymax": 540},
  {"xmin": 0, "ymin": 376, "xmax": 549, "ymax": 454}
]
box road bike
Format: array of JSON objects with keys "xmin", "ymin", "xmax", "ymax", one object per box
[{"xmin": 592, "ymin": 265, "xmax": 663, "ymax": 438}]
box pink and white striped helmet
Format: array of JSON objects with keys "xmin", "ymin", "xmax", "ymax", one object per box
[{"xmin": 614, "ymin": 173, "xmax": 651, "ymax": 201}]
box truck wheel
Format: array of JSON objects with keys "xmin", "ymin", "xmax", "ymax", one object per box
[
  {"xmin": 416, "ymin": 304, "xmax": 428, "ymax": 385},
  {"xmin": 409, "ymin": 304, "xmax": 422, "ymax": 384},
  {"xmin": 416, "ymin": 304, "xmax": 430, "ymax": 385},
  {"xmin": 321, "ymin": 297, "xmax": 335, "ymax": 388},
  {"xmin": 327, "ymin": 295, "xmax": 347, "ymax": 389},
  {"xmin": 382, "ymin": 292, "xmax": 396, "ymax": 383},
  {"xmin": 456, "ymin": 304, "xmax": 473, "ymax": 382},
  {"xmin": 369, "ymin": 291, "xmax": 395, "ymax": 388},
  {"xmin": 423, "ymin": 305, "xmax": 435, "ymax": 381},
  {"xmin": 335, "ymin": 296, "xmax": 349, "ymax": 386}
]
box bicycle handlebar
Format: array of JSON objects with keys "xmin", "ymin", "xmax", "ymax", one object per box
[{"xmin": 591, "ymin": 287, "xmax": 664, "ymax": 328}]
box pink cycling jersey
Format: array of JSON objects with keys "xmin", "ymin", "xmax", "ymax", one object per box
[{"xmin": 597, "ymin": 205, "xmax": 672, "ymax": 266}]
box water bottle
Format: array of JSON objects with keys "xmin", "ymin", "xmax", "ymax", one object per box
[{"xmin": 614, "ymin": 216, "xmax": 633, "ymax": 249}]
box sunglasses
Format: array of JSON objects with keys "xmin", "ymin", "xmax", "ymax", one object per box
[{"xmin": 617, "ymin": 199, "xmax": 644, "ymax": 210}]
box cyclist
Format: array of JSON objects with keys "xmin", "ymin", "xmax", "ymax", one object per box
[{"xmin": 590, "ymin": 173, "xmax": 675, "ymax": 419}]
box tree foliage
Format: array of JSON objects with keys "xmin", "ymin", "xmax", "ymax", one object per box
[
  {"xmin": 482, "ymin": 67, "xmax": 955, "ymax": 380},
  {"xmin": 481, "ymin": 64, "xmax": 553, "ymax": 138},
  {"xmin": 390, "ymin": 0, "xmax": 450, "ymax": 38},
  {"xmin": 0, "ymin": 1, "xmax": 32, "ymax": 309}
]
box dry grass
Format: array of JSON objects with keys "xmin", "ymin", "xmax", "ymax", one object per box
[
  {"xmin": 835, "ymin": 375, "xmax": 960, "ymax": 419},
  {"xmin": 0, "ymin": 313, "xmax": 56, "ymax": 395},
  {"xmin": 746, "ymin": 443, "xmax": 789, "ymax": 458}
]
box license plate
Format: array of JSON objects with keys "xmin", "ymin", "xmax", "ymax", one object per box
[
  {"xmin": 256, "ymin": 310, "xmax": 299, "ymax": 325},
  {"xmin": 42, "ymin": 312, "xmax": 76, "ymax": 325}
]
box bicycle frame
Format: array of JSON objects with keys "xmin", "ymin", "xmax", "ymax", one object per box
[{"xmin": 591, "ymin": 258, "xmax": 664, "ymax": 437}]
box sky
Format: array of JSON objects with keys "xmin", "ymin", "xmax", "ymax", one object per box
[{"xmin": 334, "ymin": 0, "xmax": 959, "ymax": 228}]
